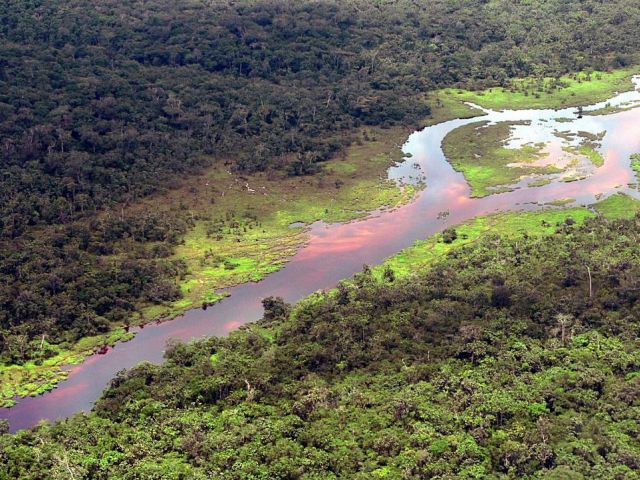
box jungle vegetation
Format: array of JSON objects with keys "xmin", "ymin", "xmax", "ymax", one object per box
[
  {"xmin": 3, "ymin": 1, "xmax": 640, "ymax": 476},
  {"xmin": 2, "ymin": 212, "xmax": 640, "ymax": 478},
  {"xmin": 2, "ymin": 0, "xmax": 640, "ymax": 364}
]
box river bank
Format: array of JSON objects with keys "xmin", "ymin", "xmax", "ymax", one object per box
[
  {"xmin": 2, "ymin": 67, "xmax": 639, "ymax": 424},
  {"xmin": 0, "ymin": 126, "xmax": 418, "ymax": 408}
]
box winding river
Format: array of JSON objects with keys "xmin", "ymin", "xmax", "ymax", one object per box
[{"xmin": 3, "ymin": 79, "xmax": 640, "ymax": 432}]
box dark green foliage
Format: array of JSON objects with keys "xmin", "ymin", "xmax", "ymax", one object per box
[
  {"xmin": 261, "ymin": 296, "xmax": 290, "ymax": 321},
  {"xmin": 2, "ymin": 0, "xmax": 640, "ymax": 359},
  {"xmin": 442, "ymin": 227, "xmax": 458, "ymax": 244},
  {"xmin": 0, "ymin": 0, "xmax": 439, "ymax": 237},
  {"xmin": 383, "ymin": 264, "xmax": 396, "ymax": 282},
  {"xmin": 0, "ymin": 208, "xmax": 191, "ymax": 363},
  {"xmin": 3, "ymin": 215, "xmax": 640, "ymax": 478}
]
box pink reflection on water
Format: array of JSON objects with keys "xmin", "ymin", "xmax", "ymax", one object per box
[
  {"xmin": 223, "ymin": 320, "xmax": 243, "ymax": 333},
  {"xmin": 3, "ymin": 90, "xmax": 640, "ymax": 432}
]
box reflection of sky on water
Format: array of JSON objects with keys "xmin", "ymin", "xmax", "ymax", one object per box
[
  {"xmin": 392, "ymin": 76, "xmax": 640, "ymax": 191},
  {"xmin": 3, "ymin": 76, "xmax": 640, "ymax": 433}
]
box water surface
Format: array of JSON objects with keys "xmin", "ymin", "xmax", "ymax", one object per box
[{"xmin": 3, "ymin": 80, "xmax": 640, "ymax": 432}]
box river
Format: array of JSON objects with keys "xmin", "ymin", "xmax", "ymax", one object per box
[{"xmin": 2, "ymin": 79, "xmax": 640, "ymax": 432}]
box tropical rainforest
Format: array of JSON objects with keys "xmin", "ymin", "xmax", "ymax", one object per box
[
  {"xmin": 2, "ymin": 0, "xmax": 640, "ymax": 478},
  {"xmin": 2, "ymin": 0, "xmax": 640, "ymax": 362},
  {"xmin": 3, "ymin": 213, "xmax": 640, "ymax": 478}
]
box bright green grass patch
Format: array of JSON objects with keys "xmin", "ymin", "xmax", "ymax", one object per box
[
  {"xmin": 577, "ymin": 145, "xmax": 605, "ymax": 167},
  {"xmin": 325, "ymin": 161, "xmax": 358, "ymax": 175},
  {"xmin": 442, "ymin": 121, "xmax": 561, "ymax": 197},
  {"xmin": 210, "ymin": 352, "xmax": 219, "ymax": 366},
  {"xmin": 0, "ymin": 328, "xmax": 135, "ymax": 407},
  {"xmin": 440, "ymin": 66, "xmax": 640, "ymax": 111},
  {"xmin": 566, "ymin": 130, "xmax": 606, "ymax": 167},
  {"xmin": 561, "ymin": 144, "xmax": 605, "ymax": 168},
  {"xmin": 373, "ymin": 208, "xmax": 595, "ymax": 280},
  {"xmin": 245, "ymin": 325, "xmax": 276, "ymax": 343},
  {"xmin": 137, "ymin": 127, "xmax": 420, "ymax": 324},
  {"xmin": 554, "ymin": 130, "xmax": 605, "ymax": 168},
  {"xmin": 592, "ymin": 193, "xmax": 640, "ymax": 220},
  {"xmin": 424, "ymin": 92, "xmax": 485, "ymax": 125}
]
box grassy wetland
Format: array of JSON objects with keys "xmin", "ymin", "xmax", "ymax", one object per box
[
  {"xmin": 0, "ymin": 126, "xmax": 419, "ymax": 407},
  {"xmin": 3, "ymin": 65, "xmax": 640, "ymax": 416},
  {"xmin": 439, "ymin": 66, "xmax": 640, "ymax": 111},
  {"xmin": 5, "ymin": 0, "xmax": 640, "ymax": 476}
]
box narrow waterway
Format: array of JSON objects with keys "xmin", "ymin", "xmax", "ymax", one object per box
[{"xmin": 3, "ymin": 80, "xmax": 640, "ymax": 432}]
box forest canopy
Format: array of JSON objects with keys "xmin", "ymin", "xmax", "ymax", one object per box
[
  {"xmin": 2, "ymin": 213, "xmax": 640, "ymax": 478},
  {"xmin": 2, "ymin": 0, "xmax": 640, "ymax": 361},
  {"xmin": 3, "ymin": 1, "xmax": 640, "ymax": 477}
]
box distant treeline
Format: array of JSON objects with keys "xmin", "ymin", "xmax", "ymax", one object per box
[{"xmin": 1, "ymin": 0, "xmax": 639, "ymax": 360}]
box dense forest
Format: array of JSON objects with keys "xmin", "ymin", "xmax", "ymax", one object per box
[
  {"xmin": 2, "ymin": 0, "xmax": 640, "ymax": 362},
  {"xmin": 2, "ymin": 213, "xmax": 640, "ymax": 478}
]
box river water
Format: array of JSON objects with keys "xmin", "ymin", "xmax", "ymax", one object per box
[{"xmin": 3, "ymin": 79, "xmax": 640, "ymax": 432}]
